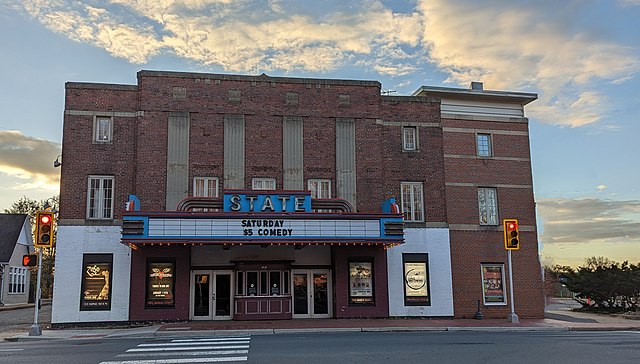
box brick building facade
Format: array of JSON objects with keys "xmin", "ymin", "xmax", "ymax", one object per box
[{"xmin": 52, "ymin": 71, "xmax": 543, "ymax": 325}]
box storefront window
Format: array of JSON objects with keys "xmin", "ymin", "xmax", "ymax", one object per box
[
  {"xmin": 145, "ymin": 260, "xmax": 175, "ymax": 308},
  {"xmin": 283, "ymin": 270, "xmax": 290, "ymax": 295},
  {"xmin": 481, "ymin": 263, "xmax": 507, "ymax": 305},
  {"xmin": 403, "ymin": 254, "xmax": 430, "ymax": 306},
  {"xmin": 260, "ymin": 271, "xmax": 268, "ymax": 295},
  {"xmin": 236, "ymin": 267, "xmax": 290, "ymax": 297},
  {"xmin": 246, "ymin": 271, "xmax": 258, "ymax": 296},
  {"xmin": 236, "ymin": 271, "xmax": 244, "ymax": 295},
  {"xmin": 80, "ymin": 254, "xmax": 113, "ymax": 311},
  {"xmin": 270, "ymin": 271, "xmax": 281, "ymax": 295},
  {"xmin": 349, "ymin": 260, "xmax": 374, "ymax": 304}
]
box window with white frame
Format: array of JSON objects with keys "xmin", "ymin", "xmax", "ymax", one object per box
[
  {"xmin": 401, "ymin": 182, "xmax": 424, "ymax": 222},
  {"xmin": 252, "ymin": 178, "xmax": 276, "ymax": 190},
  {"xmin": 476, "ymin": 133, "xmax": 492, "ymax": 157},
  {"xmin": 478, "ymin": 187, "xmax": 498, "ymax": 225},
  {"xmin": 193, "ymin": 177, "xmax": 219, "ymax": 197},
  {"xmin": 403, "ymin": 127, "xmax": 418, "ymax": 151},
  {"xmin": 87, "ymin": 176, "xmax": 114, "ymax": 219},
  {"xmin": 94, "ymin": 116, "xmax": 113, "ymax": 143},
  {"xmin": 8, "ymin": 266, "xmax": 27, "ymax": 294},
  {"xmin": 308, "ymin": 179, "xmax": 331, "ymax": 198}
]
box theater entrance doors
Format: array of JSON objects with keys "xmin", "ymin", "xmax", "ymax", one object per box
[
  {"xmin": 291, "ymin": 269, "xmax": 332, "ymax": 319},
  {"xmin": 190, "ymin": 270, "xmax": 233, "ymax": 320}
]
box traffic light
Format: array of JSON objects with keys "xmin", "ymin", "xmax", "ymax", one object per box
[
  {"xmin": 503, "ymin": 219, "xmax": 520, "ymax": 250},
  {"xmin": 35, "ymin": 211, "xmax": 55, "ymax": 248},
  {"xmin": 22, "ymin": 254, "xmax": 38, "ymax": 267}
]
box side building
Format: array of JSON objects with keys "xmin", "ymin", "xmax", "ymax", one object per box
[{"xmin": 52, "ymin": 71, "xmax": 541, "ymax": 325}]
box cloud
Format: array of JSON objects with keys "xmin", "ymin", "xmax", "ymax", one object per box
[
  {"xmin": 13, "ymin": 0, "xmax": 640, "ymax": 127},
  {"xmin": 0, "ymin": 130, "xmax": 61, "ymax": 191},
  {"xmin": 417, "ymin": 0, "xmax": 640, "ymax": 127},
  {"xmin": 17, "ymin": 0, "xmax": 423, "ymax": 72},
  {"xmin": 537, "ymin": 197, "xmax": 640, "ymax": 245}
]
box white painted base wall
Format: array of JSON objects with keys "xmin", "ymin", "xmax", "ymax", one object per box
[
  {"xmin": 51, "ymin": 226, "xmax": 132, "ymax": 324},
  {"xmin": 387, "ymin": 228, "xmax": 454, "ymax": 317}
]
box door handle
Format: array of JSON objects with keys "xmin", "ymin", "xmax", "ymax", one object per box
[{"xmin": 212, "ymin": 294, "xmax": 216, "ymax": 300}]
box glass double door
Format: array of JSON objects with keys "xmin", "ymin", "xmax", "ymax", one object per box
[
  {"xmin": 292, "ymin": 269, "xmax": 332, "ymax": 318},
  {"xmin": 190, "ymin": 270, "xmax": 232, "ymax": 320}
]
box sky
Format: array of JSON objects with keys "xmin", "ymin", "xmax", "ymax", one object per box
[{"xmin": 1, "ymin": 0, "xmax": 639, "ymax": 268}]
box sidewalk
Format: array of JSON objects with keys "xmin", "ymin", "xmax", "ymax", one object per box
[{"xmin": 5, "ymin": 298, "xmax": 640, "ymax": 342}]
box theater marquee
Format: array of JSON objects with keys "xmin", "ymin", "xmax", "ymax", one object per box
[{"xmin": 121, "ymin": 191, "xmax": 404, "ymax": 247}]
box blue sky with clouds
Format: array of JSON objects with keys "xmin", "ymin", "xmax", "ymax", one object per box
[{"xmin": 1, "ymin": 0, "xmax": 639, "ymax": 267}]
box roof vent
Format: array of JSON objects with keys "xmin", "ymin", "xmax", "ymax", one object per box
[{"xmin": 470, "ymin": 82, "xmax": 483, "ymax": 91}]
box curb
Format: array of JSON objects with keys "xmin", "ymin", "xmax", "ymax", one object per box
[
  {"xmin": 446, "ymin": 326, "xmax": 568, "ymax": 332},
  {"xmin": 567, "ymin": 327, "xmax": 640, "ymax": 332},
  {"xmin": 7, "ymin": 324, "xmax": 640, "ymax": 342}
]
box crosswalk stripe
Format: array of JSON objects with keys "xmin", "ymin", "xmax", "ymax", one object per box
[
  {"xmin": 99, "ymin": 357, "xmax": 247, "ymax": 364},
  {"xmin": 117, "ymin": 350, "xmax": 249, "ymax": 358},
  {"xmin": 127, "ymin": 345, "xmax": 249, "ymax": 352},
  {"xmin": 171, "ymin": 338, "xmax": 250, "ymax": 343},
  {"xmin": 138, "ymin": 341, "xmax": 249, "ymax": 347},
  {"xmin": 101, "ymin": 336, "xmax": 251, "ymax": 364}
]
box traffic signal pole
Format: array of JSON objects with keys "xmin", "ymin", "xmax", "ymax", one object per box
[
  {"xmin": 507, "ymin": 249, "xmax": 519, "ymax": 323},
  {"xmin": 28, "ymin": 248, "xmax": 43, "ymax": 336}
]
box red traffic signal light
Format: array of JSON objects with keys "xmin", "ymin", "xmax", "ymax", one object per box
[
  {"xmin": 503, "ymin": 219, "xmax": 520, "ymax": 250},
  {"xmin": 22, "ymin": 254, "xmax": 38, "ymax": 267},
  {"xmin": 35, "ymin": 211, "xmax": 55, "ymax": 248}
]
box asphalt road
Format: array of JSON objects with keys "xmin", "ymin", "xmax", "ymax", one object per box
[
  {"xmin": 1, "ymin": 331, "xmax": 639, "ymax": 364},
  {"xmin": 0, "ymin": 304, "xmax": 51, "ymax": 339}
]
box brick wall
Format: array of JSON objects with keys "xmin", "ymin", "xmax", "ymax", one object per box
[
  {"xmin": 61, "ymin": 72, "xmax": 447, "ymax": 219},
  {"xmin": 443, "ymin": 116, "xmax": 544, "ymax": 318}
]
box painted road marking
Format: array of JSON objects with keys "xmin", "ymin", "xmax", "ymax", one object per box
[{"xmin": 100, "ymin": 336, "xmax": 251, "ymax": 364}]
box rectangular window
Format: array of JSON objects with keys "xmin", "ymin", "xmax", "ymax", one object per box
[
  {"xmin": 145, "ymin": 260, "xmax": 175, "ymax": 308},
  {"xmin": 246, "ymin": 271, "xmax": 258, "ymax": 296},
  {"xmin": 236, "ymin": 271, "xmax": 244, "ymax": 296},
  {"xmin": 260, "ymin": 271, "xmax": 268, "ymax": 295},
  {"xmin": 193, "ymin": 177, "xmax": 219, "ymax": 212},
  {"xmin": 94, "ymin": 116, "xmax": 113, "ymax": 143},
  {"xmin": 401, "ymin": 182, "xmax": 424, "ymax": 222},
  {"xmin": 349, "ymin": 260, "xmax": 374, "ymax": 304},
  {"xmin": 270, "ymin": 271, "xmax": 281, "ymax": 295},
  {"xmin": 478, "ymin": 187, "xmax": 498, "ymax": 225},
  {"xmin": 252, "ymin": 178, "xmax": 276, "ymax": 190},
  {"xmin": 308, "ymin": 179, "xmax": 331, "ymax": 198},
  {"xmin": 403, "ymin": 254, "xmax": 431, "ymax": 306},
  {"xmin": 8, "ymin": 267, "xmax": 27, "ymax": 294},
  {"xmin": 481, "ymin": 264, "xmax": 507, "ymax": 305},
  {"xmin": 193, "ymin": 177, "xmax": 219, "ymax": 197},
  {"xmin": 283, "ymin": 270, "xmax": 290, "ymax": 295},
  {"xmin": 477, "ymin": 133, "xmax": 492, "ymax": 157},
  {"xmin": 403, "ymin": 127, "xmax": 417, "ymax": 151},
  {"xmin": 87, "ymin": 176, "xmax": 114, "ymax": 220},
  {"xmin": 80, "ymin": 254, "xmax": 113, "ymax": 311}
]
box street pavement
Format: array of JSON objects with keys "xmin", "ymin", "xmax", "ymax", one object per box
[{"xmin": 2, "ymin": 298, "xmax": 639, "ymax": 342}]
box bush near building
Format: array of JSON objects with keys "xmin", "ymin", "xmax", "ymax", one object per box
[{"xmin": 552, "ymin": 257, "xmax": 640, "ymax": 313}]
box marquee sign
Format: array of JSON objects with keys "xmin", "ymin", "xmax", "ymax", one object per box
[
  {"xmin": 121, "ymin": 191, "xmax": 404, "ymax": 246},
  {"xmin": 223, "ymin": 192, "xmax": 311, "ymax": 213}
]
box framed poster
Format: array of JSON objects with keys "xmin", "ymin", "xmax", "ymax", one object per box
[
  {"xmin": 145, "ymin": 260, "xmax": 175, "ymax": 307},
  {"xmin": 80, "ymin": 254, "xmax": 113, "ymax": 311},
  {"xmin": 481, "ymin": 264, "xmax": 507, "ymax": 305},
  {"xmin": 349, "ymin": 260, "xmax": 374, "ymax": 304},
  {"xmin": 403, "ymin": 254, "xmax": 430, "ymax": 306}
]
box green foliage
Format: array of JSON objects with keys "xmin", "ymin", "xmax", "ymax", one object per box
[
  {"xmin": 552, "ymin": 257, "xmax": 640, "ymax": 312},
  {"xmin": 4, "ymin": 195, "xmax": 58, "ymax": 298}
]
